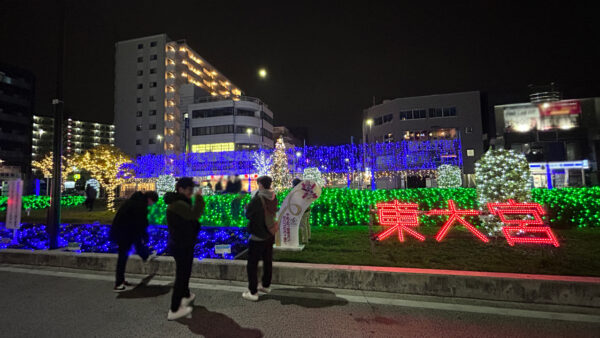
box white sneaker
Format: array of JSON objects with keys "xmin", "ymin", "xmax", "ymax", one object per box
[
  {"xmin": 167, "ymin": 305, "xmax": 193, "ymax": 321},
  {"xmin": 258, "ymin": 283, "xmax": 271, "ymax": 294},
  {"xmin": 113, "ymin": 284, "xmax": 127, "ymax": 293},
  {"xmin": 242, "ymin": 290, "xmax": 259, "ymax": 301},
  {"xmin": 182, "ymin": 293, "xmax": 196, "ymax": 306}
]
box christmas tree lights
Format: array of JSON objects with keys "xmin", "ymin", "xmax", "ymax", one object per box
[
  {"xmin": 73, "ymin": 145, "xmax": 130, "ymax": 211},
  {"xmin": 156, "ymin": 174, "xmax": 176, "ymax": 196},
  {"xmin": 32, "ymin": 152, "xmax": 76, "ymax": 191},
  {"xmin": 252, "ymin": 151, "xmax": 272, "ymax": 176},
  {"xmin": 303, "ymin": 167, "xmax": 324, "ymax": 187},
  {"xmin": 436, "ymin": 164, "xmax": 462, "ymax": 188},
  {"xmin": 475, "ymin": 149, "xmax": 532, "ymax": 235},
  {"xmin": 271, "ymin": 137, "xmax": 292, "ymax": 192}
]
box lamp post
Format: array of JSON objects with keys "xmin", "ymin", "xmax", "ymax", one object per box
[
  {"xmin": 47, "ymin": 0, "xmax": 65, "ymax": 249},
  {"xmin": 295, "ymin": 151, "xmax": 302, "ymax": 175}
]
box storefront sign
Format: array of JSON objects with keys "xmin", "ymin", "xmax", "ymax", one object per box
[
  {"xmin": 503, "ymin": 106, "xmax": 540, "ymax": 132},
  {"xmin": 538, "ymin": 100, "xmax": 581, "ymax": 116},
  {"xmin": 376, "ymin": 199, "xmax": 559, "ymax": 247}
]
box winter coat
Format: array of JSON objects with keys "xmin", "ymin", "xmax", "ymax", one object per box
[
  {"xmin": 245, "ymin": 189, "xmax": 278, "ymax": 241},
  {"xmin": 164, "ymin": 192, "xmax": 205, "ymax": 249},
  {"xmin": 110, "ymin": 192, "xmax": 149, "ymax": 244},
  {"xmin": 85, "ymin": 186, "xmax": 96, "ymax": 199},
  {"xmin": 225, "ymin": 178, "xmax": 242, "ymax": 194}
]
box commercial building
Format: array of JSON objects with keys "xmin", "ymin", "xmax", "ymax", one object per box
[
  {"xmin": 31, "ymin": 115, "xmax": 115, "ymax": 161},
  {"xmin": 362, "ymin": 91, "xmax": 485, "ymax": 184},
  {"xmin": 0, "ymin": 64, "xmax": 35, "ymax": 180},
  {"xmin": 114, "ymin": 34, "xmax": 243, "ymax": 158},
  {"xmin": 186, "ymin": 93, "xmax": 274, "ymax": 152},
  {"xmin": 494, "ymin": 95, "xmax": 600, "ymax": 187}
]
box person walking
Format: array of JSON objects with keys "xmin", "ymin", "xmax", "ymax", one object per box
[
  {"xmin": 164, "ymin": 177, "xmax": 205, "ymax": 320},
  {"xmin": 110, "ymin": 190, "xmax": 159, "ymax": 292},
  {"xmin": 242, "ymin": 175, "xmax": 278, "ymax": 301},
  {"xmin": 84, "ymin": 184, "xmax": 97, "ymax": 211}
]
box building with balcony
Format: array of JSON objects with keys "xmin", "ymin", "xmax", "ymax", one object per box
[
  {"xmin": 32, "ymin": 115, "xmax": 115, "ymax": 161},
  {"xmin": 0, "ymin": 64, "xmax": 34, "ymax": 178},
  {"xmin": 114, "ymin": 34, "xmax": 243, "ymax": 158},
  {"xmin": 186, "ymin": 95, "xmax": 274, "ymax": 152},
  {"xmin": 362, "ymin": 91, "xmax": 485, "ymax": 184}
]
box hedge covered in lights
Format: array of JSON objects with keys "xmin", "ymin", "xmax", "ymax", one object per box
[
  {"xmin": 2, "ymin": 188, "xmax": 599, "ymax": 228},
  {"xmin": 0, "ymin": 195, "xmax": 86, "ymax": 212},
  {"xmin": 148, "ymin": 187, "xmax": 600, "ymax": 229}
]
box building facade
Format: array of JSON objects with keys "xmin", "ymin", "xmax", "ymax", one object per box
[
  {"xmin": 187, "ymin": 95, "xmax": 274, "ymax": 152},
  {"xmin": 362, "ymin": 91, "xmax": 485, "ymax": 180},
  {"xmin": 494, "ymin": 97, "xmax": 600, "ymax": 186},
  {"xmin": 0, "ymin": 64, "xmax": 34, "ymax": 179},
  {"xmin": 114, "ymin": 34, "xmax": 243, "ymax": 158},
  {"xmin": 273, "ymin": 126, "xmax": 303, "ymax": 149},
  {"xmin": 32, "ymin": 115, "xmax": 115, "ymax": 161}
]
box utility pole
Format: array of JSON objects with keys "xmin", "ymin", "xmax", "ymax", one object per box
[{"xmin": 47, "ymin": 0, "xmax": 65, "ymax": 249}]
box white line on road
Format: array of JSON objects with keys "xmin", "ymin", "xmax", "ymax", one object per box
[{"xmin": 1, "ymin": 265, "xmax": 599, "ymax": 324}]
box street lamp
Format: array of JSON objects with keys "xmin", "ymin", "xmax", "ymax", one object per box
[{"xmin": 258, "ymin": 68, "xmax": 267, "ymax": 79}]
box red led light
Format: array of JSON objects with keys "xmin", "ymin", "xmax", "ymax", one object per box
[
  {"xmin": 375, "ymin": 201, "xmax": 425, "ymax": 242},
  {"xmin": 487, "ymin": 200, "xmax": 559, "ymax": 247},
  {"xmin": 244, "ymin": 174, "xmax": 249, "ymax": 178},
  {"xmin": 427, "ymin": 200, "xmax": 488, "ymax": 243}
]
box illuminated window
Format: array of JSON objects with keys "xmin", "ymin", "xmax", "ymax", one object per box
[{"xmin": 191, "ymin": 142, "xmax": 235, "ymax": 153}]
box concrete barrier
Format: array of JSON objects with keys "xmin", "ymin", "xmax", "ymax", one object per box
[{"xmin": 1, "ymin": 249, "xmax": 599, "ymax": 308}]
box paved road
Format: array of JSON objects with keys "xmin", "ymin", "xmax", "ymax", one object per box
[{"xmin": 0, "ymin": 265, "xmax": 598, "ymax": 338}]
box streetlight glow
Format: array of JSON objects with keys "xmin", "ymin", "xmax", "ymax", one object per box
[
  {"xmin": 295, "ymin": 151, "xmax": 302, "ymax": 158},
  {"xmin": 258, "ymin": 68, "xmax": 267, "ymax": 78},
  {"xmin": 246, "ymin": 128, "xmax": 252, "ymax": 135},
  {"xmin": 366, "ymin": 119, "xmax": 373, "ymax": 126}
]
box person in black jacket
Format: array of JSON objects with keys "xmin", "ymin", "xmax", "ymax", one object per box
[
  {"xmin": 164, "ymin": 177, "xmax": 205, "ymax": 321},
  {"xmin": 242, "ymin": 175, "xmax": 278, "ymax": 301},
  {"xmin": 110, "ymin": 190, "xmax": 159, "ymax": 292},
  {"xmin": 84, "ymin": 184, "xmax": 97, "ymax": 211}
]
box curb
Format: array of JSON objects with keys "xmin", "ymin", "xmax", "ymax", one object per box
[{"xmin": 1, "ymin": 249, "xmax": 599, "ymax": 308}]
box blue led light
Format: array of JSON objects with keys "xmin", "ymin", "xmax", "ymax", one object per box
[
  {"xmin": 0, "ymin": 223, "xmax": 248, "ymax": 260},
  {"xmin": 121, "ymin": 140, "xmax": 462, "ymax": 178}
]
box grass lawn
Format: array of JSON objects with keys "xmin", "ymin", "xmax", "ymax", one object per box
[
  {"xmin": 3, "ymin": 205, "xmax": 600, "ymax": 276},
  {"xmin": 1, "ymin": 204, "xmax": 116, "ymax": 225},
  {"xmin": 274, "ymin": 226, "xmax": 600, "ymax": 277}
]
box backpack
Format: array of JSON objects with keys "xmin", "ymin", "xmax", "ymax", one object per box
[{"xmin": 259, "ymin": 195, "xmax": 279, "ymax": 235}]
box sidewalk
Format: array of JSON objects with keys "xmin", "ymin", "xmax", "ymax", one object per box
[{"xmin": 1, "ymin": 248, "xmax": 599, "ymax": 308}]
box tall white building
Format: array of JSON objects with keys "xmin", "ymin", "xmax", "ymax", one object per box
[{"xmin": 114, "ymin": 34, "xmax": 243, "ymax": 157}]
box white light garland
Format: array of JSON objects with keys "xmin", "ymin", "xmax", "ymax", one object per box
[
  {"xmin": 156, "ymin": 174, "xmax": 176, "ymax": 196},
  {"xmin": 271, "ymin": 137, "xmax": 292, "ymax": 192},
  {"xmin": 475, "ymin": 148, "xmax": 532, "ymax": 235},
  {"xmin": 252, "ymin": 151, "xmax": 272, "ymax": 176},
  {"xmin": 436, "ymin": 164, "xmax": 462, "ymax": 188},
  {"xmin": 302, "ymin": 167, "xmax": 325, "ymax": 187}
]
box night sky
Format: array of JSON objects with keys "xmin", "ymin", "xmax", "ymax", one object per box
[{"xmin": 1, "ymin": 1, "xmax": 599, "ymax": 144}]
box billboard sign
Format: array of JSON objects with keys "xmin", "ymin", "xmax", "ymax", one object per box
[
  {"xmin": 503, "ymin": 106, "xmax": 540, "ymax": 132},
  {"xmin": 538, "ymin": 100, "xmax": 581, "ymax": 116}
]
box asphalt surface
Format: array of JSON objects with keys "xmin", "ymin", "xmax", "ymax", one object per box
[{"xmin": 0, "ymin": 265, "xmax": 599, "ymax": 338}]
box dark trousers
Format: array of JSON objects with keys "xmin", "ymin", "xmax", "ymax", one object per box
[
  {"xmin": 246, "ymin": 237, "xmax": 274, "ymax": 294},
  {"xmin": 85, "ymin": 198, "xmax": 95, "ymax": 211},
  {"xmin": 170, "ymin": 245, "xmax": 195, "ymax": 312},
  {"xmin": 115, "ymin": 237, "xmax": 150, "ymax": 286}
]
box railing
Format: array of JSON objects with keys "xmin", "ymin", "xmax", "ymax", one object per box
[{"xmin": 193, "ymin": 95, "xmax": 266, "ymax": 107}]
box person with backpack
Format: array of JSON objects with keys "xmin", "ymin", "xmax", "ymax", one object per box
[
  {"xmin": 163, "ymin": 177, "xmax": 205, "ymax": 320},
  {"xmin": 242, "ymin": 175, "xmax": 278, "ymax": 301},
  {"xmin": 110, "ymin": 190, "xmax": 159, "ymax": 292}
]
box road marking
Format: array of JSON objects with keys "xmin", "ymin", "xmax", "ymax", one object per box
[{"xmin": 1, "ymin": 265, "xmax": 599, "ymax": 324}]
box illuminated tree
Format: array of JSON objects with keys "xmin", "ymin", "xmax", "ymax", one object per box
[
  {"xmin": 475, "ymin": 148, "xmax": 532, "ymax": 235},
  {"xmin": 32, "ymin": 152, "xmax": 75, "ymax": 191},
  {"xmin": 156, "ymin": 174, "xmax": 176, "ymax": 197},
  {"xmin": 436, "ymin": 164, "xmax": 462, "ymax": 188},
  {"xmin": 252, "ymin": 151, "xmax": 272, "ymax": 176},
  {"xmin": 73, "ymin": 145, "xmax": 130, "ymax": 211},
  {"xmin": 303, "ymin": 167, "xmax": 325, "ymax": 187},
  {"xmin": 271, "ymin": 137, "xmax": 291, "ymax": 192}
]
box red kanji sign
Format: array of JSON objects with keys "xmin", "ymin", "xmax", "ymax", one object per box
[
  {"xmin": 487, "ymin": 199, "xmax": 560, "ymax": 247},
  {"xmin": 375, "ymin": 201, "xmax": 425, "ymax": 242},
  {"xmin": 427, "ymin": 200, "xmax": 489, "ymax": 243}
]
